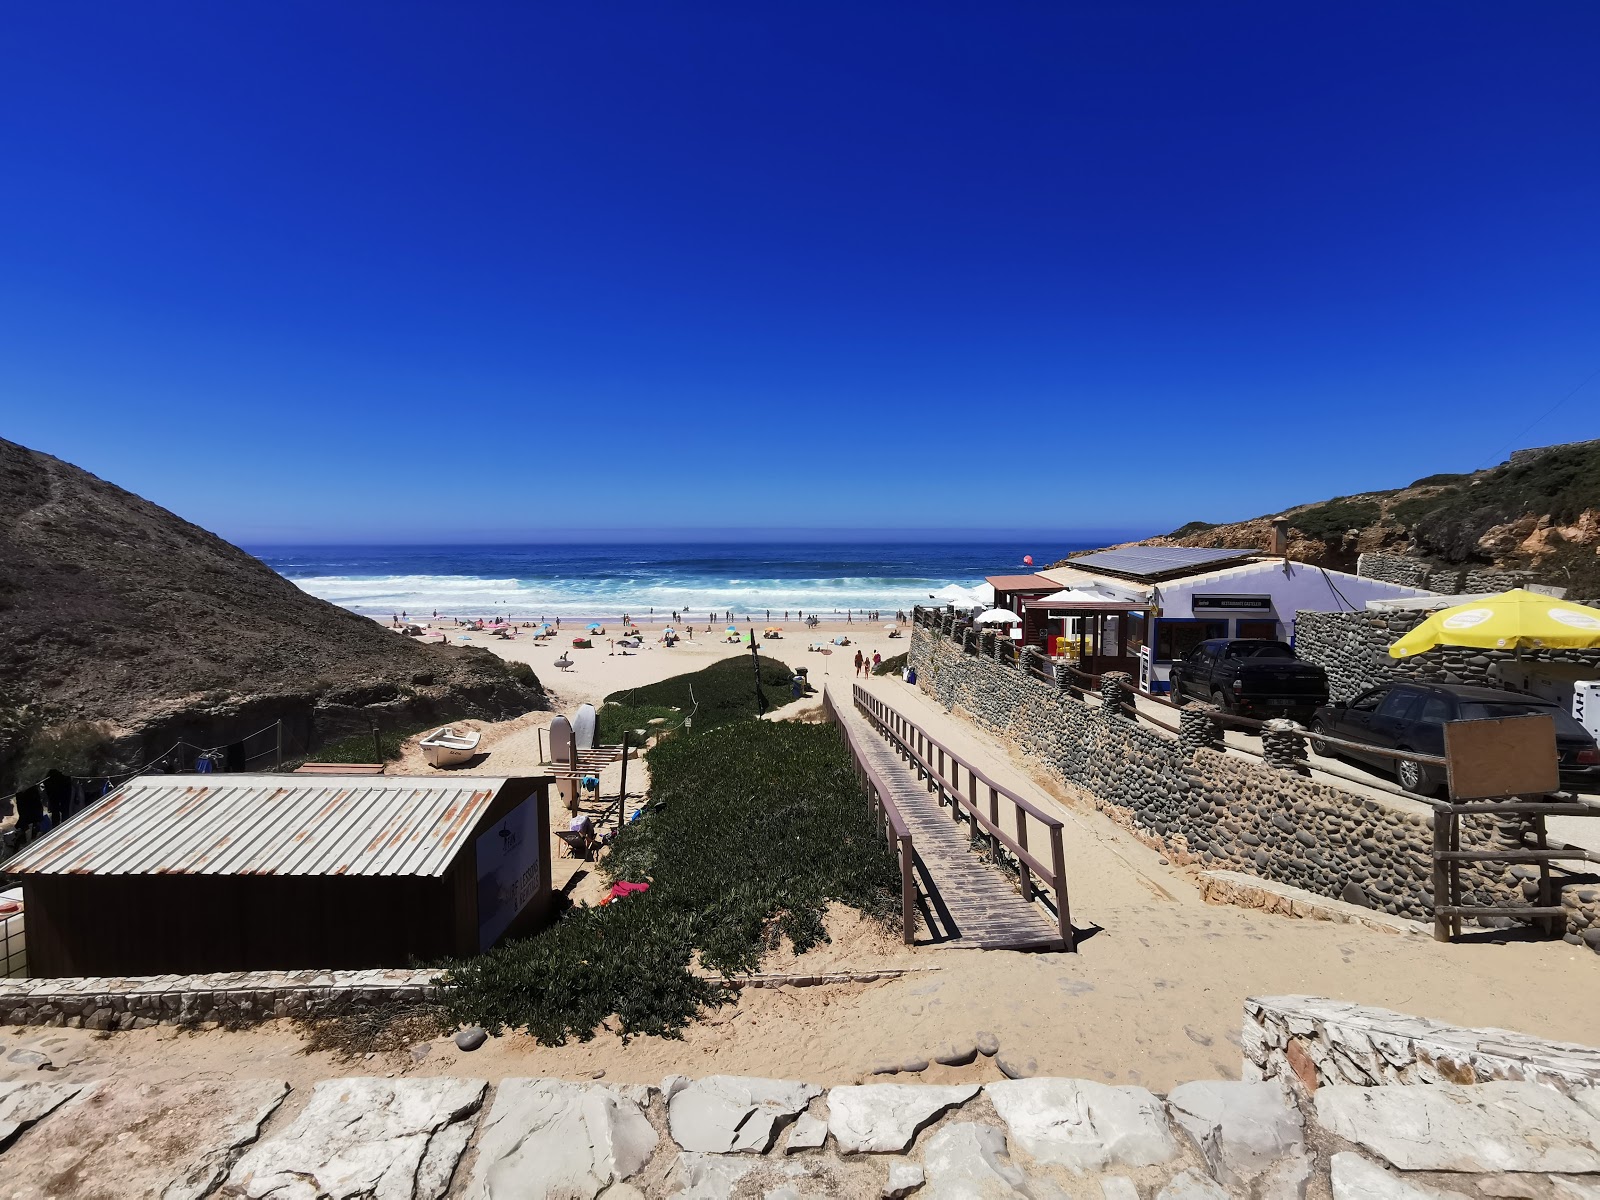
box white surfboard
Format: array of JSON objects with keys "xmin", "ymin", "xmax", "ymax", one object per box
[
  {"xmin": 549, "ymin": 715, "xmax": 575, "ymax": 765},
  {"xmin": 572, "ymin": 703, "xmax": 597, "ymax": 751}
]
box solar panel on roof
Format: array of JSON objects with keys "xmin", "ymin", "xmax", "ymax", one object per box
[{"xmin": 1068, "ymin": 546, "xmax": 1256, "ymax": 579}]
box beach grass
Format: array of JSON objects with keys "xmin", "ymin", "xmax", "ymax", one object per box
[
  {"xmin": 873, "ymin": 652, "xmax": 908, "ymax": 677},
  {"xmin": 596, "ymin": 652, "xmax": 798, "ymax": 743},
  {"xmin": 437, "ymin": 718, "xmax": 902, "ymax": 1044}
]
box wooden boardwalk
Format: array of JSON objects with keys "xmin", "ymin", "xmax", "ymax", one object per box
[{"xmin": 838, "ymin": 705, "xmax": 1065, "ymax": 952}]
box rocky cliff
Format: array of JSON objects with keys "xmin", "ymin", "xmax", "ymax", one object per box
[
  {"xmin": 1101, "ymin": 439, "xmax": 1600, "ymax": 598},
  {"xmin": 0, "ymin": 438, "xmax": 543, "ymax": 786}
]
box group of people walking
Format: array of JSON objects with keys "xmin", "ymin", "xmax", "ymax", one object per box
[{"xmin": 853, "ymin": 649, "xmax": 883, "ymax": 677}]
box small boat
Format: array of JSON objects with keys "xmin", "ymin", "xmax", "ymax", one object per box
[{"xmin": 419, "ymin": 726, "xmax": 480, "ymax": 768}]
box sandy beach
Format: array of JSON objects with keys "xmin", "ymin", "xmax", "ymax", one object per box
[{"xmin": 9, "ymin": 617, "xmax": 1594, "ymax": 1096}]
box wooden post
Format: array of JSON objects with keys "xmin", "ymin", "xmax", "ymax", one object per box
[
  {"xmin": 1432, "ymin": 807, "xmax": 1450, "ymax": 942},
  {"xmin": 1537, "ymin": 813, "xmax": 1556, "ymax": 937},
  {"xmin": 1017, "ymin": 816, "xmax": 1032, "ymax": 902},
  {"xmin": 1050, "ymin": 822, "xmax": 1073, "ymax": 951},
  {"xmin": 989, "ymin": 784, "xmax": 1001, "ymax": 855},
  {"xmin": 617, "ymin": 730, "xmax": 630, "ymax": 824},
  {"xmin": 1450, "ymin": 810, "xmax": 1463, "ymax": 939},
  {"xmin": 537, "ymin": 727, "xmax": 545, "ymax": 765},
  {"xmin": 371, "ymin": 721, "xmax": 382, "ymax": 763},
  {"xmin": 900, "ymin": 833, "xmax": 915, "ymax": 944}
]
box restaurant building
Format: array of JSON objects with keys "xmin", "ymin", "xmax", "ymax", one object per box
[
  {"xmin": 1010, "ymin": 545, "xmax": 1431, "ymax": 692},
  {"xmin": 2, "ymin": 773, "xmax": 554, "ymax": 977}
]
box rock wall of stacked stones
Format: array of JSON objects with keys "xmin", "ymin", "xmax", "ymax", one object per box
[
  {"xmin": 1293, "ymin": 608, "xmax": 1600, "ymax": 702},
  {"xmin": 907, "ymin": 626, "xmax": 1567, "ymax": 935},
  {"xmin": 1355, "ymin": 551, "xmax": 1532, "ymax": 595}
]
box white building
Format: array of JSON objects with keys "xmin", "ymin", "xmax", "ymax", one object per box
[{"xmin": 1024, "ymin": 546, "xmax": 1432, "ymax": 692}]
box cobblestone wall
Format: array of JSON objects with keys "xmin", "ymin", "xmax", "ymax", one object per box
[
  {"xmin": 0, "ymin": 968, "xmax": 439, "ymax": 1029},
  {"xmin": 1355, "ymin": 552, "xmax": 1531, "ymax": 595},
  {"xmin": 908, "ymin": 624, "xmax": 1598, "ymax": 946},
  {"xmin": 1294, "ymin": 609, "xmax": 1600, "ymax": 701},
  {"xmin": 1356, "ymin": 553, "xmax": 1434, "ymax": 589}
]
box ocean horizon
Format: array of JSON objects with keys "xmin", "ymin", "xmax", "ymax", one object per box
[{"xmin": 249, "ymin": 541, "xmax": 1103, "ymax": 620}]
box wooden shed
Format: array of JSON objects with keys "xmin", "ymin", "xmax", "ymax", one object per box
[{"xmin": 2, "ymin": 773, "xmax": 554, "ymax": 977}]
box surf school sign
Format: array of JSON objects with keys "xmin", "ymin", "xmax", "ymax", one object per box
[{"xmin": 475, "ymin": 797, "xmax": 544, "ymax": 950}]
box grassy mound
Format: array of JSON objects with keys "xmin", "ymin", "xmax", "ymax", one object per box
[
  {"xmin": 438, "ymin": 719, "xmax": 901, "ymax": 1044},
  {"xmin": 596, "ymin": 652, "xmax": 798, "ymax": 743},
  {"xmin": 873, "ymin": 652, "xmax": 908, "ymax": 676}
]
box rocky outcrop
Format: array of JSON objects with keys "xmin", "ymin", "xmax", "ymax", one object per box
[
  {"xmin": 0, "ymin": 1057, "xmax": 1598, "ymax": 1196},
  {"xmin": 0, "ymin": 1079, "xmax": 286, "ymax": 1200},
  {"xmin": 221, "ymin": 1077, "xmax": 485, "ymax": 1199},
  {"xmin": 1243, "ymin": 995, "xmax": 1600, "ymax": 1095}
]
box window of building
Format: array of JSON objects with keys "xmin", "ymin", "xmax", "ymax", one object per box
[
  {"xmin": 1236, "ymin": 619, "xmax": 1278, "ymax": 640},
  {"xmin": 1156, "ymin": 620, "xmax": 1228, "ymax": 662}
]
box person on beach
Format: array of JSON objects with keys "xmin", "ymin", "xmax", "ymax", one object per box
[
  {"xmin": 853, "ymin": 649, "xmax": 864, "ymax": 676},
  {"xmin": 873, "ymin": 651, "xmax": 882, "ymax": 671}
]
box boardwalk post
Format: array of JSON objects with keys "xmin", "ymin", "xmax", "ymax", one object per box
[
  {"xmin": 900, "ymin": 833, "xmax": 915, "ymax": 944},
  {"xmin": 989, "ymin": 784, "xmax": 1000, "ymax": 856},
  {"xmin": 1050, "ymin": 823, "xmax": 1073, "ymax": 951},
  {"xmin": 1016, "ymin": 817, "xmax": 1032, "ymax": 902}
]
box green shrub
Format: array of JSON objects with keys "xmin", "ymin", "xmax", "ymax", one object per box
[
  {"xmin": 1165, "ymin": 520, "xmax": 1217, "ymax": 538},
  {"xmin": 1286, "ymin": 498, "xmax": 1382, "ymax": 543},
  {"xmin": 1409, "ymin": 472, "xmax": 1470, "ymax": 488},
  {"xmin": 506, "ymin": 661, "xmax": 541, "ymax": 689},
  {"xmin": 438, "ymin": 719, "xmax": 901, "ymax": 1043},
  {"xmin": 873, "ymin": 652, "xmax": 908, "ymax": 676},
  {"xmin": 291, "ymin": 719, "xmax": 437, "ymax": 766},
  {"xmin": 597, "ymin": 653, "xmax": 797, "ymax": 743}
]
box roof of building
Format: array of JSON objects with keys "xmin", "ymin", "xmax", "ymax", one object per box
[
  {"xmin": 1063, "ymin": 546, "xmax": 1259, "ymax": 581},
  {"xmin": 2, "ymin": 774, "xmax": 508, "ymax": 878},
  {"xmin": 984, "ymin": 574, "xmax": 1058, "ymax": 592}
]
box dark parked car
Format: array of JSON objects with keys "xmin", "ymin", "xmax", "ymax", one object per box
[
  {"xmin": 1309, "ymin": 681, "xmax": 1600, "ymax": 796},
  {"xmin": 1168, "ymin": 639, "xmax": 1330, "ymax": 723}
]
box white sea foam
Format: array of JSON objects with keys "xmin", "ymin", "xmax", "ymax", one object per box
[{"xmin": 286, "ymin": 572, "xmax": 993, "ymax": 619}]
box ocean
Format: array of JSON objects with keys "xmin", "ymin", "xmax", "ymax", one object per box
[{"xmin": 248, "ymin": 542, "xmax": 1096, "ymax": 621}]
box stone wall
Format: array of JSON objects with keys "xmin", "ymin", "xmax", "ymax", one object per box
[
  {"xmin": 1243, "ymin": 995, "xmax": 1600, "ymax": 1096},
  {"xmin": 1356, "ymin": 552, "xmax": 1435, "ymax": 590},
  {"xmin": 908, "ymin": 622, "xmax": 1598, "ymax": 946},
  {"xmin": 1355, "ymin": 551, "xmax": 1533, "ymax": 596},
  {"xmin": 0, "ymin": 968, "xmax": 440, "ymax": 1030},
  {"xmin": 1294, "ymin": 608, "xmax": 1600, "ymax": 702}
]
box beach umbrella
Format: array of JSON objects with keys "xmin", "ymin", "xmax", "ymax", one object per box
[
  {"xmin": 587, "ymin": 622, "xmax": 601, "ymax": 631},
  {"xmin": 1389, "ymin": 589, "xmax": 1600, "ymax": 658},
  {"xmin": 975, "ymin": 607, "xmax": 1023, "ymax": 625},
  {"xmin": 725, "ymin": 625, "xmax": 738, "ymax": 633},
  {"xmin": 883, "ymin": 624, "xmax": 898, "ymax": 632}
]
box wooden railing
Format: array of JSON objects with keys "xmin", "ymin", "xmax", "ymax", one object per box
[
  {"xmin": 821, "ymin": 686, "xmax": 917, "ymax": 944},
  {"xmin": 852, "ymin": 684, "xmax": 1074, "ymax": 951}
]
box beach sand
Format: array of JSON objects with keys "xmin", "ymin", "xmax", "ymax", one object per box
[{"xmin": 8, "ymin": 622, "xmax": 1596, "ymax": 1093}]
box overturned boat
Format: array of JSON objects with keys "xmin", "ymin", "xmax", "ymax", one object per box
[{"xmin": 419, "ymin": 725, "xmax": 481, "ymax": 768}]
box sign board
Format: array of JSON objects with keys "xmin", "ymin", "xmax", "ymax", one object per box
[
  {"xmin": 1192, "ymin": 595, "xmax": 1274, "ymax": 611},
  {"xmin": 1444, "ymin": 714, "xmax": 1559, "ymax": 801},
  {"xmin": 475, "ymin": 795, "xmax": 544, "ymax": 951}
]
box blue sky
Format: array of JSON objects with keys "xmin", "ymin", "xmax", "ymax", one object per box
[{"xmin": 2, "ymin": 3, "xmax": 1597, "ymax": 543}]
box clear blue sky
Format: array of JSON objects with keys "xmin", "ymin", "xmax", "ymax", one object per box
[{"xmin": 3, "ymin": 3, "xmax": 1597, "ymax": 543}]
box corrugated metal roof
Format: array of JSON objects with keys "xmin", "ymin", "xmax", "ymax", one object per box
[
  {"xmin": 1, "ymin": 774, "xmax": 507, "ymax": 878},
  {"xmin": 1065, "ymin": 546, "xmax": 1257, "ymax": 580},
  {"xmin": 984, "ymin": 574, "xmax": 1057, "ymax": 592}
]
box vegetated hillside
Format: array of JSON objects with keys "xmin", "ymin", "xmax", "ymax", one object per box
[
  {"xmin": 0, "ymin": 438, "xmax": 543, "ymax": 785},
  {"xmin": 1112, "ymin": 440, "xmax": 1600, "ymax": 598}
]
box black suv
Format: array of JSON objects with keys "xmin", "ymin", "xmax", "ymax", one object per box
[
  {"xmin": 1168, "ymin": 639, "xmax": 1330, "ymax": 723},
  {"xmin": 1309, "ymin": 681, "xmax": 1600, "ymax": 796}
]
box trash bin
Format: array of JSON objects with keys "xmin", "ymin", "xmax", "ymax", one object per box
[{"xmin": 791, "ymin": 675, "xmax": 804, "ymax": 700}]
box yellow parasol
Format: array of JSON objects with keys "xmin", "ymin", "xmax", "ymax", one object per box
[{"xmin": 1388, "ymin": 588, "xmax": 1600, "ymax": 658}]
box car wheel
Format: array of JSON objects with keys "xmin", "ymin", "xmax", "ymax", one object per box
[
  {"xmin": 1308, "ymin": 721, "xmax": 1331, "ymax": 757},
  {"xmin": 1211, "ymin": 688, "xmax": 1232, "ymax": 714},
  {"xmin": 1397, "ymin": 754, "xmax": 1430, "ymax": 796}
]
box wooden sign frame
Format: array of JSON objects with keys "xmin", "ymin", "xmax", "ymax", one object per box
[{"xmin": 1444, "ymin": 714, "xmax": 1559, "ymax": 801}]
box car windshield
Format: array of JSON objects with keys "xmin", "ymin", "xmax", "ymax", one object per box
[
  {"xmin": 1228, "ymin": 642, "xmax": 1296, "ymax": 659},
  {"xmin": 1459, "ymin": 701, "xmax": 1589, "ymax": 739}
]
